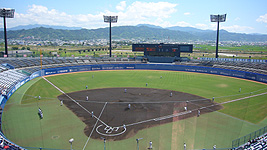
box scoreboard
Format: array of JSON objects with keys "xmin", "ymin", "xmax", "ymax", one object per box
[{"xmin": 132, "ymin": 43, "xmax": 193, "ymax": 57}]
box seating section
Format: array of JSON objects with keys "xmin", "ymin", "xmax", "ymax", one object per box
[
  {"xmin": 0, "ymin": 70, "xmax": 28, "ymax": 95},
  {"xmin": 176, "ymin": 59, "xmax": 267, "ymax": 75},
  {"xmin": 147, "ymin": 56, "xmax": 176, "ymax": 63},
  {"xmin": 0, "ymin": 66, "xmax": 8, "ymax": 72},
  {"xmin": 0, "ymin": 57, "xmax": 142, "ymax": 70},
  {"xmin": 235, "ymin": 133, "xmax": 267, "ymax": 150}
]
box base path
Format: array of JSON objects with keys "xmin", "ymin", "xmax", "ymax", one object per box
[{"xmin": 58, "ymin": 87, "xmax": 222, "ymax": 141}]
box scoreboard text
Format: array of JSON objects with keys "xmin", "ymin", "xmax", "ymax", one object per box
[{"xmin": 132, "ymin": 43, "xmax": 193, "ymax": 57}]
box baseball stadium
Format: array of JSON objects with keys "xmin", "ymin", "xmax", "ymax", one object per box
[{"xmin": 0, "ymin": 45, "xmax": 267, "ymax": 150}]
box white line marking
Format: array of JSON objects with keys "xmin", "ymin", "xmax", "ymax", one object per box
[
  {"xmin": 42, "ymin": 76, "xmax": 267, "ymax": 137},
  {"xmin": 83, "ymin": 102, "xmax": 107, "ymax": 150},
  {"xmin": 42, "ymin": 76, "xmax": 109, "ymax": 126},
  {"xmin": 153, "ymin": 111, "xmax": 192, "ymax": 121}
]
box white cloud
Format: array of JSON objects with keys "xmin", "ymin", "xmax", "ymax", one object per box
[
  {"xmin": 184, "ymin": 12, "xmax": 190, "ymax": 15},
  {"xmin": 116, "ymin": 1, "xmax": 127, "ymax": 11},
  {"xmin": 234, "ymin": 17, "xmax": 240, "ymax": 21},
  {"xmin": 125, "ymin": 1, "xmax": 177, "ymax": 19},
  {"xmin": 256, "ymin": 14, "xmax": 267, "ymax": 23},
  {"xmin": 221, "ymin": 25, "xmax": 254, "ymax": 33},
  {"xmin": 173, "ymin": 21, "xmax": 193, "ymax": 27},
  {"xmin": 8, "ymin": 2, "xmax": 178, "ymax": 29},
  {"xmin": 192, "ymin": 23, "xmax": 255, "ymax": 33},
  {"xmin": 195, "ymin": 23, "xmax": 209, "ymax": 30}
]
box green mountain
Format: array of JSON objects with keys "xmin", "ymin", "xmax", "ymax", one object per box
[{"xmin": 0, "ymin": 25, "xmax": 266, "ymax": 42}]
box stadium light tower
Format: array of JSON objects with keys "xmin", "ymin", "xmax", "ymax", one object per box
[
  {"xmin": 103, "ymin": 15, "xmax": 118, "ymax": 57},
  {"xmin": 210, "ymin": 14, "xmax": 226, "ymax": 58},
  {"xmin": 0, "ymin": 8, "xmax": 15, "ymax": 57}
]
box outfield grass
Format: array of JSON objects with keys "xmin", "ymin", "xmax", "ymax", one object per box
[{"xmin": 2, "ymin": 70, "xmax": 267, "ymax": 150}]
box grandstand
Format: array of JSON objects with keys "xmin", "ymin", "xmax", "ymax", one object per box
[
  {"xmin": 176, "ymin": 58, "xmax": 267, "ymax": 75},
  {"xmin": 0, "ymin": 69, "xmax": 28, "ymax": 94},
  {"xmin": 235, "ymin": 133, "xmax": 267, "ymax": 150}
]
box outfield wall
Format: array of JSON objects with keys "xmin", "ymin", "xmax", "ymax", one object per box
[
  {"xmin": 2, "ymin": 63, "xmax": 267, "ymax": 106},
  {"xmin": 42, "ymin": 63, "xmax": 267, "ymax": 83},
  {"xmin": 1, "ymin": 63, "xmax": 267, "ymax": 149}
]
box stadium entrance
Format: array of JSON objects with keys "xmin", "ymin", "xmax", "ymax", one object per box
[{"xmin": 132, "ymin": 43, "xmax": 193, "ymax": 63}]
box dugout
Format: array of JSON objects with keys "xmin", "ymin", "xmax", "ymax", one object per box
[{"xmin": 132, "ymin": 43, "xmax": 193, "ymax": 63}]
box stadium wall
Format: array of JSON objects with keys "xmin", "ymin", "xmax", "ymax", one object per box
[
  {"xmin": 2, "ymin": 64, "xmax": 267, "ymax": 107},
  {"xmin": 1, "ymin": 63, "xmax": 267, "ymax": 149},
  {"xmin": 42, "ymin": 64, "xmax": 267, "ymax": 83}
]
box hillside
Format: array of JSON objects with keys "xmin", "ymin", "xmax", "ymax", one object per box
[{"xmin": 0, "ymin": 25, "xmax": 266, "ymax": 42}]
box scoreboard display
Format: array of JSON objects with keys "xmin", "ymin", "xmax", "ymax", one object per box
[{"xmin": 132, "ymin": 43, "xmax": 193, "ymax": 57}]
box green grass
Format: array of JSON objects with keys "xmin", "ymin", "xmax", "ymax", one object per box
[{"xmin": 2, "ymin": 70, "xmax": 267, "ymax": 149}]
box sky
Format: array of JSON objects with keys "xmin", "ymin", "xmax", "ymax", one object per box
[{"xmin": 1, "ymin": 0, "xmax": 267, "ymax": 34}]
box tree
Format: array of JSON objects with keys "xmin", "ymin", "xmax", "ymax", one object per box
[{"xmin": 12, "ymin": 46, "xmax": 19, "ymax": 50}]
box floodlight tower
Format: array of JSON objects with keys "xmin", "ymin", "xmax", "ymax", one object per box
[
  {"xmin": 0, "ymin": 8, "xmax": 15, "ymax": 57},
  {"xmin": 103, "ymin": 15, "xmax": 118, "ymax": 57},
  {"xmin": 210, "ymin": 14, "xmax": 226, "ymax": 58}
]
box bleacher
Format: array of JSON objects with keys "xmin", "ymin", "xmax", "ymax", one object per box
[
  {"xmin": 0, "ymin": 70, "xmax": 28, "ymax": 94},
  {"xmin": 235, "ymin": 133, "xmax": 267, "ymax": 150},
  {"xmin": 0, "ymin": 57, "xmax": 143, "ymax": 94},
  {"xmin": 147, "ymin": 56, "xmax": 176, "ymax": 63},
  {"xmin": 186, "ymin": 59, "xmax": 267, "ymax": 75},
  {"xmin": 0, "ymin": 57, "xmax": 142, "ymax": 70}
]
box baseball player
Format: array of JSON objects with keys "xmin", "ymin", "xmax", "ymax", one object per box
[{"xmin": 149, "ymin": 141, "xmax": 153, "ymax": 149}]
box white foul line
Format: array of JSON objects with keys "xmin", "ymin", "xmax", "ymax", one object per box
[
  {"xmin": 83, "ymin": 102, "xmax": 107, "ymax": 150},
  {"xmin": 42, "ymin": 76, "xmax": 108, "ymax": 127},
  {"xmin": 42, "ymin": 76, "xmax": 109, "ymax": 150},
  {"xmin": 42, "ymin": 76, "xmax": 267, "ymax": 138}
]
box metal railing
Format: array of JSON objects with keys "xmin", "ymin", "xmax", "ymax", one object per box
[{"xmin": 232, "ymin": 125, "xmax": 267, "ymax": 148}]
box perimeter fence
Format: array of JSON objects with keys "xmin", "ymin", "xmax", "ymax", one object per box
[{"xmin": 232, "ymin": 125, "xmax": 267, "ymax": 148}]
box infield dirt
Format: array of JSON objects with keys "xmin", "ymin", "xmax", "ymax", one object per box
[{"xmin": 58, "ymin": 88, "xmax": 222, "ymax": 141}]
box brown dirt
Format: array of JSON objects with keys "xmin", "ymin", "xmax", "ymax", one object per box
[{"xmin": 57, "ymin": 88, "xmax": 222, "ymax": 141}]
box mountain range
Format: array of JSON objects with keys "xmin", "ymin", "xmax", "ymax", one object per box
[{"xmin": 0, "ymin": 24, "xmax": 266, "ymax": 42}]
